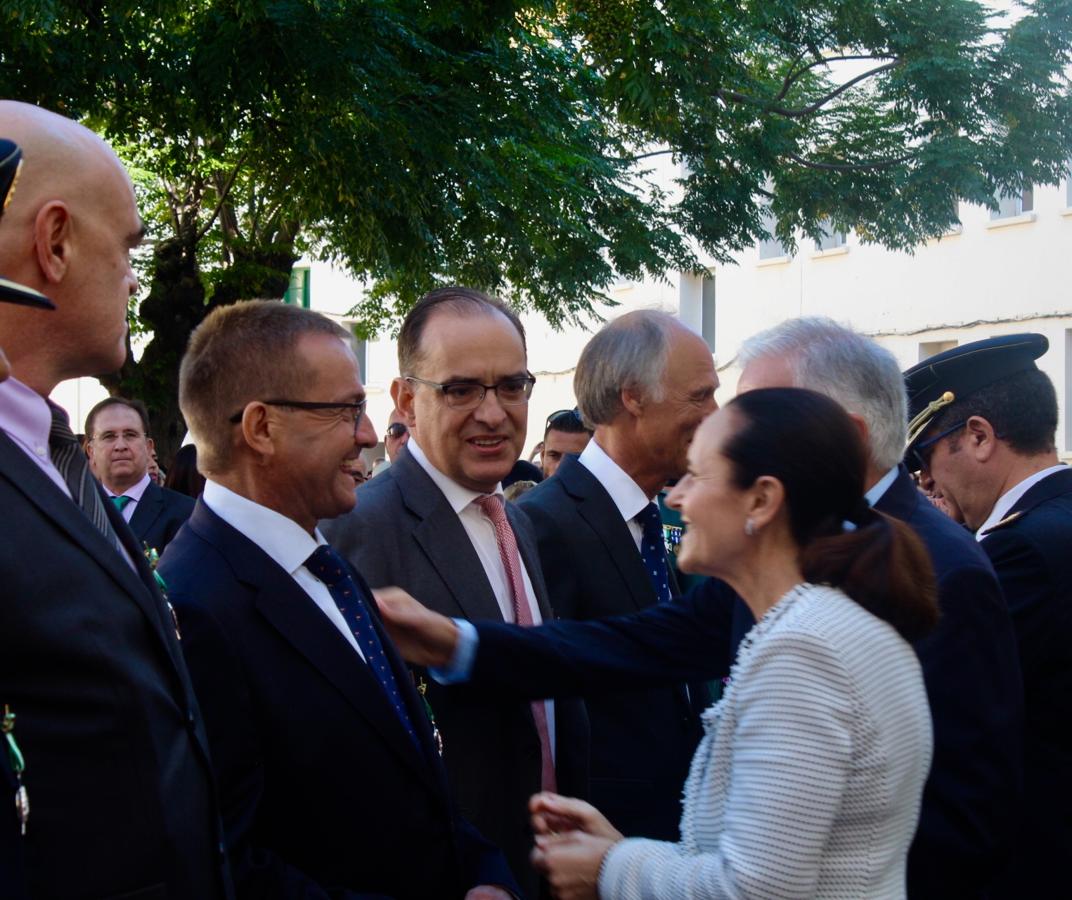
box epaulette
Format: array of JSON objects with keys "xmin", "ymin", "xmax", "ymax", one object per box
[{"xmin": 978, "ymin": 510, "xmax": 1024, "ymax": 537}]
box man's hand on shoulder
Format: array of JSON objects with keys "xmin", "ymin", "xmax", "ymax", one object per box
[{"xmin": 372, "ymin": 586, "xmax": 459, "ymax": 667}]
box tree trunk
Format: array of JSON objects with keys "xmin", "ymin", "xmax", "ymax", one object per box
[{"xmin": 98, "ymin": 233, "xmax": 298, "ymax": 468}]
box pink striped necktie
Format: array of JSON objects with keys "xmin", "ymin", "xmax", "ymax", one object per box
[{"xmin": 475, "ymin": 493, "xmax": 557, "ymax": 792}]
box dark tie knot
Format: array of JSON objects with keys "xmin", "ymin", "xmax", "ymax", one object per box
[
  {"xmin": 636, "ymin": 501, "xmax": 663, "ymax": 539},
  {"xmin": 305, "ymin": 545, "xmax": 348, "ymax": 589}
]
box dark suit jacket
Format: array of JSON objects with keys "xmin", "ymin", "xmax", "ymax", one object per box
[
  {"xmin": 0, "ymin": 431, "xmax": 230, "ymax": 900},
  {"xmin": 322, "ymin": 449, "xmax": 588, "ymax": 899},
  {"xmin": 980, "ymin": 467, "xmax": 1072, "ymax": 897},
  {"xmin": 159, "ymin": 501, "xmax": 515, "ymax": 900},
  {"xmin": 471, "ymin": 467, "xmax": 1024, "ymax": 900},
  {"xmin": 516, "ymin": 455, "xmax": 708, "ymax": 840},
  {"xmin": 876, "ymin": 467, "xmax": 1023, "ymax": 898},
  {"xmin": 129, "ymin": 479, "xmax": 195, "ymax": 553}
]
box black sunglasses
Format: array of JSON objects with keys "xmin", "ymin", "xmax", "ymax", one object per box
[
  {"xmin": 386, "ymin": 422, "xmax": 408, "ymax": 439},
  {"xmin": 545, "ymin": 408, "xmax": 583, "ymax": 431},
  {"xmin": 908, "ymin": 421, "xmax": 967, "ymax": 471}
]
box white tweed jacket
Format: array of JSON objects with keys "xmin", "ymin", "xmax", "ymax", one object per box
[{"xmin": 600, "ymin": 583, "xmax": 932, "ymax": 900}]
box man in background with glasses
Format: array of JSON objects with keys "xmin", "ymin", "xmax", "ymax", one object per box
[
  {"xmin": 159, "ymin": 299, "xmax": 516, "ymax": 899},
  {"xmin": 539, "ymin": 408, "xmax": 592, "ymax": 479},
  {"xmin": 84, "ymin": 396, "xmax": 194, "ymax": 553},
  {"xmin": 324, "ymin": 286, "xmax": 589, "ymax": 898}
]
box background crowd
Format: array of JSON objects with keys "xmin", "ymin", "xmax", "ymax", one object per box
[{"xmin": 1, "ymin": 100, "xmax": 1069, "ymax": 900}]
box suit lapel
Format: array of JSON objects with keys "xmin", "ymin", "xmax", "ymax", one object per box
[
  {"xmin": 393, "ymin": 453, "xmax": 505, "ymax": 622},
  {"xmin": 0, "ymin": 432, "xmax": 186, "ymax": 664},
  {"xmin": 129, "ymin": 480, "xmax": 164, "ymax": 543},
  {"xmin": 559, "ymin": 457, "xmax": 655, "ymax": 612},
  {"xmin": 188, "ymin": 504, "xmax": 441, "ymax": 792}
]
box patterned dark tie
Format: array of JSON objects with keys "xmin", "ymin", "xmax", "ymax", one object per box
[
  {"xmin": 47, "ymin": 402, "xmax": 122, "ymax": 553},
  {"xmin": 637, "ymin": 501, "xmax": 673, "ymax": 604},
  {"xmin": 304, "ymin": 545, "xmax": 419, "ymax": 748}
]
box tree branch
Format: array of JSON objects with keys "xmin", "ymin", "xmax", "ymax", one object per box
[
  {"xmin": 194, "ymin": 152, "xmax": 248, "ymax": 244},
  {"xmin": 785, "ymin": 150, "xmax": 915, "ymax": 171},
  {"xmin": 775, "ymin": 54, "xmax": 897, "ymax": 101},
  {"xmin": 720, "ymin": 60, "xmax": 902, "ymax": 118}
]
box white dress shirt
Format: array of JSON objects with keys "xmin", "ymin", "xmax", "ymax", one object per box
[
  {"xmin": 406, "ymin": 440, "xmax": 543, "ymax": 626},
  {"xmin": 577, "ymin": 439, "xmax": 652, "ymax": 551},
  {"xmin": 407, "ymin": 440, "xmax": 553, "ymax": 755},
  {"xmin": 202, "ymin": 479, "xmax": 365, "ymax": 661},
  {"xmin": 108, "ymin": 472, "xmax": 152, "ymax": 523},
  {"xmin": 865, "ymin": 465, "xmax": 901, "ymax": 507},
  {"xmin": 975, "ymin": 464, "xmax": 1069, "ymax": 540}
]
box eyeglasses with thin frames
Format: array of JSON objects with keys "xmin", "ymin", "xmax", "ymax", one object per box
[
  {"xmin": 403, "ymin": 374, "xmax": 536, "ymax": 410},
  {"xmin": 229, "ymin": 399, "xmax": 368, "ymax": 437}
]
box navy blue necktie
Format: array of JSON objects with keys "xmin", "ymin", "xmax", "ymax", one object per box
[
  {"xmin": 637, "ymin": 501, "xmax": 673, "ymax": 604},
  {"xmin": 304, "ymin": 545, "xmax": 419, "ymax": 748}
]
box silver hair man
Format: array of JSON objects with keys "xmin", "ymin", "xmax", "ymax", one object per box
[
  {"xmin": 738, "ymin": 317, "xmax": 907, "ymax": 472},
  {"xmin": 574, "ymin": 309, "xmax": 678, "ymax": 426}
]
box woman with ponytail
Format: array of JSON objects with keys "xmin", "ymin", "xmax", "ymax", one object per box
[{"xmin": 531, "ymin": 388, "xmax": 938, "ymax": 900}]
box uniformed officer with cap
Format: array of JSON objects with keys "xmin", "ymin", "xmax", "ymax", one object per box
[
  {"xmin": 0, "ymin": 138, "xmax": 53, "ymax": 313},
  {"xmin": 904, "ymin": 333, "xmax": 1070, "ymax": 896}
]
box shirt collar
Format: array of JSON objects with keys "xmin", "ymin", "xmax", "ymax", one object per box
[
  {"xmin": 405, "ymin": 439, "xmax": 503, "ymax": 513},
  {"xmin": 864, "ymin": 465, "xmax": 900, "ymax": 507},
  {"xmin": 110, "ymin": 471, "xmax": 152, "ymax": 502},
  {"xmin": 578, "ymin": 439, "xmax": 651, "ymax": 522},
  {"xmin": 0, "ymin": 375, "xmax": 54, "ymax": 459},
  {"xmin": 202, "ymin": 479, "xmax": 325, "ymax": 575},
  {"xmin": 975, "ymin": 463, "xmax": 1069, "ymax": 540}
]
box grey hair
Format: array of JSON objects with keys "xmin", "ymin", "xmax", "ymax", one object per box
[
  {"xmin": 574, "ymin": 310, "xmax": 677, "ymax": 426},
  {"xmin": 739, "ymin": 317, "xmax": 908, "ymax": 471}
]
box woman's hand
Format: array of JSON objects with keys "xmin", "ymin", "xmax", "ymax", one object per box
[
  {"xmin": 530, "ymin": 792, "xmax": 623, "ymax": 841},
  {"xmin": 531, "ymin": 830, "xmax": 618, "ymax": 900}
]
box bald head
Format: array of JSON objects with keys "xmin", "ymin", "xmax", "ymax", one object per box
[{"xmin": 0, "ymin": 102, "xmax": 141, "ymax": 394}]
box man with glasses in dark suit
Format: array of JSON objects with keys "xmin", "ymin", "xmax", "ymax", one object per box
[
  {"xmin": 159, "ymin": 299, "xmax": 515, "ymax": 899},
  {"xmin": 323, "ymin": 286, "xmax": 589, "ymax": 897}
]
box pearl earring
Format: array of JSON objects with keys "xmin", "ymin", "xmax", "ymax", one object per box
[{"xmin": 744, "ymin": 518, "xmax": 756, "ymax": 536}]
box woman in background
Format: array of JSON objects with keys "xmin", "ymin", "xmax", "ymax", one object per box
[
  {"xmin": 164, "ymin": 443, "xmax": 206, "ymax": 499},
  {"xmin": 531, "ymin": 387, "xmax": 938, "ymax": 900}
]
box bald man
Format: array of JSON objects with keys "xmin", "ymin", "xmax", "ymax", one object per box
[{"xmin": 0, "ymin": 103, "xmax": 231, "ymax": 898}]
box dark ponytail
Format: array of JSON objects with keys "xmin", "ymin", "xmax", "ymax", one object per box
[
  {"xmin": 724, "ymin": 389, "xmax": 938, "ymax": 642},
  {"xmin": 801, "ymin": 510, "xmax": 937, "ymax": 642}
]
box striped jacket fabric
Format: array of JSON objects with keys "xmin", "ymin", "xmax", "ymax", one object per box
[{"xmin": 599, "ymin": 583, "xmax": 933, "ymax": 899}]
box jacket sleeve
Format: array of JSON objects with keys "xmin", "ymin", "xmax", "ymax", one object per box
[
  {"xmin": 469, "ymin": 578, "xmax": 739, "ymax": 699},
  {"xmin": 599, "ymin": 630, "xmax": 855, "ymax": 900}
]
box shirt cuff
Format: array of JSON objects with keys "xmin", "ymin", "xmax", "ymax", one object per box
[{"xmin": 430, "ymin": 618, "xmax": 478, "ymax": 684}]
